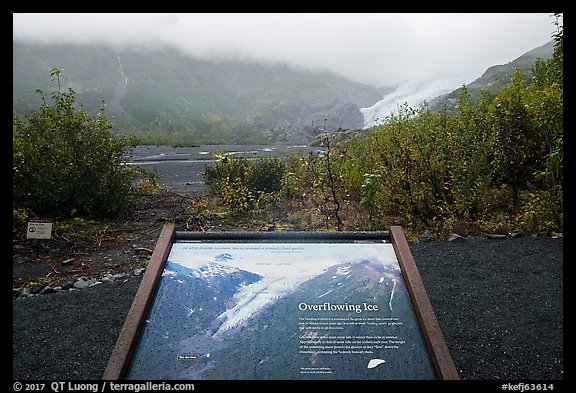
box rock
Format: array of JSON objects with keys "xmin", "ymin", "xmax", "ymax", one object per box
[
  {"xmin": 20, "ymin": 287, "xmax": 31, "ymax": 297},
  {"xmin": 447, "ymin": 233, "xmax": 465, "ymax": 241},
  {"xmin": 73, "ymin": 279, "xmax": 89, "ymax": 290},
  {"xmin": 61, "ymin": 258, "xmax": 75, "ymax": 266},
  {"xmin": 30, "ymin": 283, "xmax": 45, "ymax": 294},
  {"xmin": 487, "ymin": 234, "xmax": 507, "ymax": 240},
  {"xmin": 101, "ymin": 274, "xmax": 113, "ymax": 282},
  {"xmin": 61, "ymin": 282, "xmax": 74, "ymax": 290},
  {"xmin": 550, "ymin": 232, "xmax": 563, "ymax": 239},
  {"xmin": 39, "ymin": 286, "xmax": 55, "ymax": 295},
  {"xmin": 133, "ymin": 267, "xmax": 146, "ymax": 276},
  {"xmin": 420, "ymin": 230, "xmax": 435, "ymax": 242}
]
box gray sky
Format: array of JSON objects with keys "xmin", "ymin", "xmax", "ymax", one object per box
[{"xmin": 13, "ymin": 13, "xmax": 559, "ymax": 87}]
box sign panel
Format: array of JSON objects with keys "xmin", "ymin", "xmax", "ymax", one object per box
[
  {"xmin": 26, "ymin": 219, "xmax": 53, "ymax": 239},
  {"xmin": 103, "ymin": 227, "xmax": 459, "ymax": 380}
]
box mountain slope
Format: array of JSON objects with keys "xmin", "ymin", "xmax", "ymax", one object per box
[
  {"xmin": 13, "ymin": 41, "xmax": 388, "ymax": 144},
  {"xmin": 428, "ymin": 40, "xmax": 555, "ymax": 110}
]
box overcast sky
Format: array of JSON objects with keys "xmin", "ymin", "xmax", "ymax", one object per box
[{"xmin": 13, "ymin": 13, "xmax": 559, "ymax": 87}]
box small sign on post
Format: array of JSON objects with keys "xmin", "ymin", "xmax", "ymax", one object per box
[
  {"xmin": 27, "ymin": 219, "xmax": 53, "ymax": 240},
  {"xmin": 27, "ymin": 219, "xmax": 53, "ymax": 258}
]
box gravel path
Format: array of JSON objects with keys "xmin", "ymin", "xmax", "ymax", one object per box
[
  {"xmin": 410, "ymin": 236, "xmax": 563, "ymax": 380},
  {"xmin": 12, "ymin": 236, "xmax": 563, "ymax": 381}
]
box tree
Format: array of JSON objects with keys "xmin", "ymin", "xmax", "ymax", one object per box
[
  {"xmin": 490, "ymin": 70, "xmax": 540, "ymax": 206},
  {"xmin": 532, "ymin": 13, "xmax": 563, "ymax": 88},
  {"xmin": 309, "ymin": 120, "xmax": 343, "ymax": 230},
  {"xmin": 13, "ymin": 68, "xmax": 140, "ymax": 219}
]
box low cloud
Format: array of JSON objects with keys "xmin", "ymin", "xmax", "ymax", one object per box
[{"xmin": 13, "ymin": 13, "xmax": 558, "ymax": 87}]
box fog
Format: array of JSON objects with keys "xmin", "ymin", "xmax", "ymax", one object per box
[{"xmin": 13, "ymin": 13, "xmax": 558, "ymax": 87}]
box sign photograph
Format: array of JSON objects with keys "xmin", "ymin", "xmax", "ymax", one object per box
[{"xmin": 104, "ymin": 227, "xmax": 458, "ymax": 381}]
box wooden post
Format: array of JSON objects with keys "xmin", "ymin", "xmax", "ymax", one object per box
[
  {"xmin": 102, "ymin": 224, "xmax": 175, "ymax": 380},
  {"xmin": 390, "ymin": 226, "xmax": 460, "ymax": 380}
]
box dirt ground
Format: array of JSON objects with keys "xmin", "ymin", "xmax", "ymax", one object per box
[
  {"xmin": 12, "ymin": 191, "xmax": 199, "ymax": 293},
  {"xmin": 12, "ymin": 188, "xmax": 296, "ymax": 294}
]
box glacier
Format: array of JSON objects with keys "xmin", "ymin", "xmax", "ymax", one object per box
[{"xmin": 360, "ymin": 76, "xmax": 472, "ymax": 128}]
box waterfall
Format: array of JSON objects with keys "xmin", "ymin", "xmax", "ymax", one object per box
[
  {"xmin": 117, "ymin": 54, "xmax": 128, "ymax": 86},
  {"xmin": 111, "ymin": 53, "xmax": 128, "ymax": 113}
]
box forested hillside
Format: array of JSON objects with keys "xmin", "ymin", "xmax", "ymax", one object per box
[
  {"xmin": 429, "ymin": 40, "xmax": 554, "ymax": 111},
  {"xmin": 13, "ymin": 41, "xmax": 389, "ymax": 144}
]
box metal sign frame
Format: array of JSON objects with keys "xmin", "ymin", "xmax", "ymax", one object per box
[{"xmin": 103, "ymin": 225, "xmax": 459, "ymax": 380}]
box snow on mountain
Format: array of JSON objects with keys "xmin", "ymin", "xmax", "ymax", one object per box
[
  {"xmin": 192, "ymin": 262, "xmax": 240, "ymax": 279},
  {"xmin": 163, "ymin": 260, "xmax": 240, "ymax": 280},
  {"xmin": 360, "ymin": 76, "xmax": 471, "ymax": 128}
]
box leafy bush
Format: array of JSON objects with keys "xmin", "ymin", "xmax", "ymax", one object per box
[
  {"xmin": 13, "ymin": 68, "xmax": 140, "ymax": 219},
  {"xmin": 248, "ymin": 156, "xmax": 285, "ymax": 194},
  {"xmin": 203, "ymin": 153, "xmax": 285, "ymax": 214}
]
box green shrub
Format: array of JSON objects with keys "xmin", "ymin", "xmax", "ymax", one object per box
[
  {"xmin": 203, "ymin": 153, "xmax": 285, "ymax": 214},
  {"xmin": 248, "ymin": 156, "xmax": 285, "ymax": 194},
  {"xmin": 13, "ymin": 68, "xmax": 140, "ymax": 219}
]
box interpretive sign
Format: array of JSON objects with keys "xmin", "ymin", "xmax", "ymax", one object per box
[
  {"xmin": 26, "ymin": 219, "xmax": 53, "ymax": 240},
  {"xmin": 103, "ymin": 226, "xmax": 458, "ymax": 380}
]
